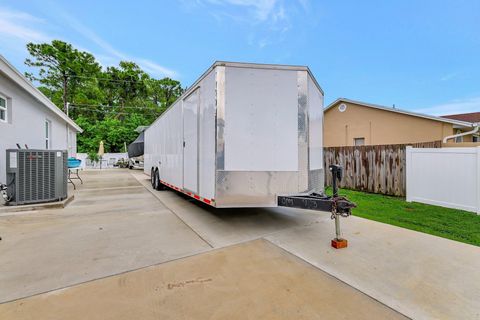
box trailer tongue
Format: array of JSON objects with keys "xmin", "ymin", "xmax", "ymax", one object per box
[{"xmin": 278, "ymin": 165, "xmax": 356, "ymax": 249}]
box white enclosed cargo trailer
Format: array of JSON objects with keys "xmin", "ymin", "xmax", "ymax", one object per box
[{"xmin": 144, "ymin": 61, "xmax": 325, "ymax": 208}]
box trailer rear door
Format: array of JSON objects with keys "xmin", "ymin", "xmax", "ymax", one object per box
[
  {"xmin": 183, "ymin": 89, "xmax": 199, "ymax": 193},
  {"xmin": 223, "ymin": 67, "xmax": 298, "ymax": 171}
]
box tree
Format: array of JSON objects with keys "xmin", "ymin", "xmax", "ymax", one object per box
[
  {"xmin": 146, "ymin": 77, "xmax": 183, "ymax": 111},
  {"xmin": 100, "ymin": 62, "xmax": 148, "ymax": 109},
  {"xmin": 25, "ymin": 40, "xmax": 101, "ymax": 113},
  {"xmin": 75, "ymin": 114, "xmax": 149, "ymax": 153},
  {"xmin": 24, "ymin": 40, "xmax": 184, "ymax": 153}
]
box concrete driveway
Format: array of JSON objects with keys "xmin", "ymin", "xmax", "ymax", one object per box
[
  {"xmin": 134, "ymin": 171, "xmax": 480, "ymax": 319},
  {"xmin": 1, "ymin": 169, "xmax": 479, "ymax": 319},
  {"xmin": 0, "ymin": 170, "xmax": 211, "ymax": 303},
  {"xmin": 0, "ymin": 239, "xmax": 406, "ymax": 320}
]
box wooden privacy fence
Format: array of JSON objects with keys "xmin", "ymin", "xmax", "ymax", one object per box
[{"xmin": 324, "ymin": 141, "xmax": 441, "ymax": 196}]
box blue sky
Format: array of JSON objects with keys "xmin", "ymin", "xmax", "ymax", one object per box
[{"xmin": 1, "ymin": 0, "xmax": 479, "ymax": 115}]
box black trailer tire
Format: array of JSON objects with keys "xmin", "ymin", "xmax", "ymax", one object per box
[
  {"xmin": 150, "ymin": 168, "xmax": 155, "ymax": 188},
  {"xmin": 154, "ymin": 170, "xmax": 161, "ymax": 191},
  {"xmin": 154, "ymin": 170, "xmax": 159, "ymax": 190}
]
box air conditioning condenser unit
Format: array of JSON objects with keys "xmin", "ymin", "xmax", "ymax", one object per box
[{"xmin": 4, "ymin": 149, "xmax": 68, "ymax": 206}]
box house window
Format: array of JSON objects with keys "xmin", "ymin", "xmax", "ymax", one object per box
[
  {"xmin": 45, "ymin": 120, "xmax": 51, "ymax": 149},
  {"xmin": 0, "ymin": 94, "xmax": 7, "ymax": 122},
  {"xmin": 354, "ymin": 137, "xmax": 365, "ymax": 146},
  {"xmin": 454, "ymin": 130, "xmax": 463, "ymax": 143},
  {"xmin": 68, "ymin": 129, "xmax": 76, "ymax": 157}
]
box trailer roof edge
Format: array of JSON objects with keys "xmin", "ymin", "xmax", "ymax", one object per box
[
  {"xmin": 214, "ymin": 61, "xmax": 307, "ymax": 71},
  {"xmin": 146, "ymin": 61, "xmax": 324, "ymax": 131},
  {"xmin": 213, "ymin": 61, "xmax": 324, "ymax": 95}
]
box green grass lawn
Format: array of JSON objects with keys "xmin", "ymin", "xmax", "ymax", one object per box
[{"xmin": 326, "ymin": 187, "xmax": 480, "ymax": 247}]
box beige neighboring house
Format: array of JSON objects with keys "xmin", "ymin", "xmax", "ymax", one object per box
[{"xmin": 324, "ymin": 98, "xmax": 478, "ymax": 147}]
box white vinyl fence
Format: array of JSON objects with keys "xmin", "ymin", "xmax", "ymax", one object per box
[
  {"xmin": 76, "ymin": 153, "xmax": 128, "ymax": 169},
  {"xmin": 406, "ymin": 146, "xmax": 480, "ymax": 214}
]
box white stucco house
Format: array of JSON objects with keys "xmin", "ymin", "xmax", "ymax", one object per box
[{"xmin": 0, "ymin": 54, "xmax": 82, "ymax": 183}]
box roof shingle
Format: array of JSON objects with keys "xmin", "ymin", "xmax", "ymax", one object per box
[{"xmin": 442, "ymin": 112, "xmax": 480, "ymax": 123}]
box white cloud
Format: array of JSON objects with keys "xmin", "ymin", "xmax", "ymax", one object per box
[
  {"xmin": 414, "ymin": 97, "xmax": 480, "ymax": 116},
  {"xmin": 64, "ymin": 16, "xmax": 126, "ymax": 60},
  {"xmin": 204, "ymin": 0, "xmax": 278, "ymax": 21},
  {"xmin": 0, "ymin": 20, "xmax": 49, "ymax": 43},
  {"xmin": 53, "ymin": 10, "xmax": 177, "ymax": 78},
  {"xmin": 136, "ymin": 59, "xmax": 178, "ymax": 79},
  {"xmin": 193, "ymin": 0, "xmax": 304, "ymax": 48},
  {"xmin": 440, "ymin": 72, "xmax": 458, "ymax": 81},
  {"xmin": 296, "ymin": 0, "xmax": 309, "ymax": 11},
  {"xmin": 0, "ymin": 7, "xmax": 51, "ymax": 43},
  {"xmin": 0, "ymin": 6, "xmax": 177, "ymax": 79},
  {"xmin": 92, "ymin": 53, "xmax": 121, "ymax": 69},
  {"xmin": 0, "ymin": 8, "xmax": 44, "ymax": 22}
]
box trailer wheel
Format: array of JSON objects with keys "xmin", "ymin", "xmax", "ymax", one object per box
[
  {"xmin": 150, "ymin": 168, "xmax": 155, "ymax": 188},
  {"xmin": 154, "ymin": 170, "xmax": 159, "ymax": 190}
]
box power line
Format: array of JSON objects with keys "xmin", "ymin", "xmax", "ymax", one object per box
[
  {"xmin": 29, "ymin": 72, "xmax": 148, "ymax": 84},
  {"xmin": 70, "ymin": 103, "xmax": 164, "ymax": 110},
  {"xmin": 69, "ymin": 107, "xmax": 129, "ymax": 115},
  {"xmin": 69, "ymin": 106, "xmax": 160, "ymax": 116},
  {"xmin": 68, "ymin": 74, "xmax": 180, "ymax": 85},
  {"xmin": 69, "ymin": 74, "xmax": 151, "ymax": 84}
]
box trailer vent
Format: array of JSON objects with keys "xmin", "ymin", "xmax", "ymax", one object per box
[{"xmin": 5, "ymin": 149, "xmax": 68, "ymax": 206}]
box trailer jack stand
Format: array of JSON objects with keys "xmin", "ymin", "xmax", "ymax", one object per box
[
  {"xmin": 331, "ymin": 212, "xmax": 348, "ymax": 248},
  {"xmin": 277, "ymin": 165, "xmax": 356, "ymax": 249},
  {"xmin": 329, "ymin": 164, "xmax": 353, "ymax": 249}
]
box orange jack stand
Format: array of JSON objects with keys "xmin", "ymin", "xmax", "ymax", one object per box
[{"xmin": 331, "ymin": 238, "xmax": 348, "ymax": 249}]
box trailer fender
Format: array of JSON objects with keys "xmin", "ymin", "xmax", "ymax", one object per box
[{"xmin": 154, "ymin": 168, "xmax": 166, "ymax": 191}]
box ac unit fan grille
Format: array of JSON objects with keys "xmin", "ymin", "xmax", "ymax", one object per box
[{"xmin": 17, "ymin": 151, "xmax": 57, "ymax": 202}]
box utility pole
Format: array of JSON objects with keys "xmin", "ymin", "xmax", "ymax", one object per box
[{"xmin": 63, "ymin": 75, "xmax": 68, "ymax": 114}]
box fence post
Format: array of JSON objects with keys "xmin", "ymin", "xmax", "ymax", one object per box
[
  {"xmin": 477, "ymin": 147, "xmax": 480, "ymax": 215},
  {"xmin": 405, "ymin": 146, "xmax": 413, "ymax": 202}
]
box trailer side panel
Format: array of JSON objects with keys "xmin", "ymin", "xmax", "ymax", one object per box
[
  {"xmin": 183, "ymin": 88, "xmax": 199, "ymax": 193},
  {"xmin": 307, "ymin": 73, "xmax": 324, "ymax": 192},
  {"xmin": 198, "ymin": 70, "xmax": 217, "ymax": 201},
  {"xmin": 145, "ymin": 68, "xmax": 217, "ymax": 203},
  {"xmin": 144, "ymin": 99, "xmax": 183, "ymax": 189}
]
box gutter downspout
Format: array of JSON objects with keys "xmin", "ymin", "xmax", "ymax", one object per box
[{"xmin": 443, "ymin": 123, "xmax": 479, "ymax": 143}]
